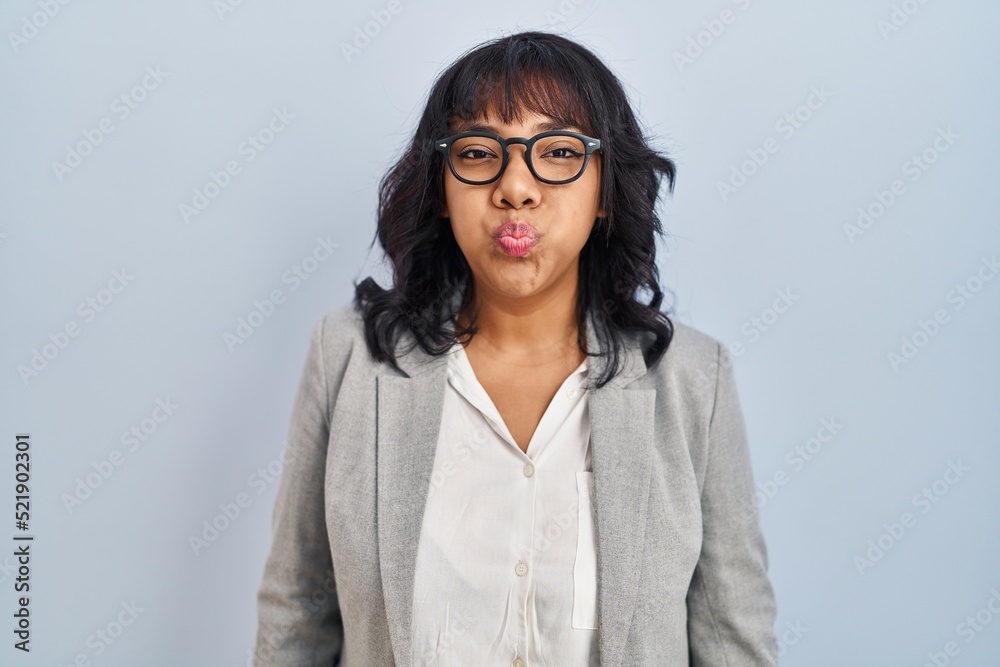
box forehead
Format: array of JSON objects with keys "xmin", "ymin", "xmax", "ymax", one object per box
[
  {"xmin": 450, "ymin": 112, "xmax": 584, "ymax": 135},
  {"xmin": 446, "ymin": 69, "xmax": 593, "ymax": 135}
]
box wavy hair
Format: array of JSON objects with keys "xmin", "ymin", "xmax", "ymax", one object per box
[{"xmin": 353, "ymin": 30, "xmax": 677, "ymax": 389}]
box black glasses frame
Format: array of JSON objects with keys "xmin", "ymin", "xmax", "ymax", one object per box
[{"xmin": 433, "ymin": 130, "xmax": 602, "ymax": 185}]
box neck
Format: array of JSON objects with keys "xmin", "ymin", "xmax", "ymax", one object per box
[{"xmin": 457, "ymin": 273, "xmax": 584, "ymax": 358}]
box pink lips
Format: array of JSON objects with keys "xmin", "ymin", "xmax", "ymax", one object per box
[{"xmin": 493, "ymin": 220, "xmax": 539, "ymax": 258}]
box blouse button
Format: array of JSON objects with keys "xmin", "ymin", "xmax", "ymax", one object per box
[
  {"xmin": 514, "ymin": 561, "xmax": 528, "ymax": 576},
  {"xmin": 523, "ymin": 463, "xmax": 535, "ymax": 477},
  {"xmin": 567, "ymin": 387, "xmax": 580, "ymax": 399},
  {"xmin": 513, "ymin": 658, "xmax": 525, "ymax": 667}
]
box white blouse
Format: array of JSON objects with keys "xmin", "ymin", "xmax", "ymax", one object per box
[{"xmin": 410, "ymin": 341, "xmax": 598, "ymax": 667}]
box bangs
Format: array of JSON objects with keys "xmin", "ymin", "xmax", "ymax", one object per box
[{"xmin": 444, "ymin": 44, "xmax": 594, "ymax": 135}]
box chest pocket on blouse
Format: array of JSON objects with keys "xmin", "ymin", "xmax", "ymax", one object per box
[{"xmin": 573, "ymin": 471, "xmax": 598, "ymax": 630}]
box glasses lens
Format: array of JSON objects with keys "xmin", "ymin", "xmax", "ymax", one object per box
[
  {"xmin": 450, "ymin": 136, "xmax": 504, "ymax": 183},
  {"xmin": 531, "ymin": 134, "xmax": 587, "ymax": 183}
]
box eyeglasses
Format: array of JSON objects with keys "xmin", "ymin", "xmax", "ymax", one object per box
[{"xmin": 434, "ymin": 131, "xmax": 602, "ymax": 185}]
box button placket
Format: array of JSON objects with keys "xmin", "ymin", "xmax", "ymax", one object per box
[{"xmin": 515, "ymin": 454, "xmax": 536, "ymax": 666}]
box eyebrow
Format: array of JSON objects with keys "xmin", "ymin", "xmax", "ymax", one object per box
[{"xmin": 452, "ymin": 119, "xmax": 578, "ymax": 135}]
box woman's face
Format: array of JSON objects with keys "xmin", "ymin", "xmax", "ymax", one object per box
[{"xmin": 442, "ymin": 109, "xmax": 604, "ymax": 307}]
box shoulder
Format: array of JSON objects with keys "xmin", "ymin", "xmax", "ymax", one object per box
[
  {"xmin": 661, "ymin": 319, "xmax": 725, "ymax": 368},
  {"xmin": 300, "ymin": 302, "xmax": 366, "ymax": 378},
  {"xmin": 636, "ymin": 317, "xmax": 733, "ymax": 410},
  {"xmin": 291, "ymin": 303, "xmax": 371, "ymax": 415},
  {"xmin": 315, "ymin": 302, "xmax": 365, "ymax": 346},
  {"xmin": 651, "ymin": 318, "xmax": 727, "ymax": 383}
]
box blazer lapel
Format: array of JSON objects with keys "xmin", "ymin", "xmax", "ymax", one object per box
[
  {"xmin": 588, "ymin": 354, "xmax": 655, "ymax": 667},
  {"xmin": 374, "ymin": 304, "xmax": 653, "ymax": 667},
  {"xmin": 376, "ymin": 350, "xmax": 446, "ymax": 667}
]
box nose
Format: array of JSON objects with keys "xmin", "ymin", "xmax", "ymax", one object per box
[{"xmin": 492, "ymin": 144, "xmax": 540, "ymax": 209}]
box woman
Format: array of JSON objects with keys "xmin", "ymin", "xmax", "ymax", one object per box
[{"xmin": 255, "ymin": 31, "xmax": 778, "ymax": 666}]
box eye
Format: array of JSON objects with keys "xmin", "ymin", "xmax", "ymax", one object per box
[
  {"xmin": 545, "ymin": 147, "xmax": 583, "ymax": 159},
  {"xmin": 458, "ymin": 147, "xmax": 496, "ymax": 160},
  {"xmin": 536, "ymin": 136, "xmax": 586, "ymax": 160},
  {"xmin": 454, "ymin": 139, "xmax": 501, "ymax": 161}
]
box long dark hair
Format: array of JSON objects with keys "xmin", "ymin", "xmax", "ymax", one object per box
[{"xmin": 353, "ymin": 30, "xmax": 677, "ymax": 389}]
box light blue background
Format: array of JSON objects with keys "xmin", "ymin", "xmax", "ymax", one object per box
[{"xmin": 1, "ymin": 1, "xmax": 998, "ymax": 665}]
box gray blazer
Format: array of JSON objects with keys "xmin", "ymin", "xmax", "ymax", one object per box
[{"xmin": 254, "ymin": 300, "xmax": 779, "ymax": 666}]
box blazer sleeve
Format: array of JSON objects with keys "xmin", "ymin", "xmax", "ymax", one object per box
[
  {"xmin": 687, "ymin": 343, "xmax": 779, "ymax": 666},
  {"xmin": 254, "ymin": 313, "xmax": 345, "ymax": 666}
]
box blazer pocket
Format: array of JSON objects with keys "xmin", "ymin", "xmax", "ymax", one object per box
[{"xmin": 572, "ymin": 471, "xmax": 598, "ymax": 630}]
